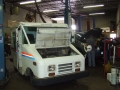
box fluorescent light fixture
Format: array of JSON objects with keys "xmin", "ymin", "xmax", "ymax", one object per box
[
  {"xmin": 43, "ymin": 10, "xmax": 59, "ymax": 13},
  {"xmin": 20, "ymin": 0, "xmax": 41, "ymax": 5},
  {"xmin": 83, "ymin": 4, "xmax": 104, "ymax": 8},
  {"xmin": 51, "ymin": 17, "xmax": 64, "ymax": 21},
  {"xmin": 89, "ymin": 12, "xmax": 105, "ymax": 15}
]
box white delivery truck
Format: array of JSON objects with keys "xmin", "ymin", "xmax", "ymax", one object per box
[{"xmin": 11, "ymin": 22, "xmax": 89, "ymax": 86}]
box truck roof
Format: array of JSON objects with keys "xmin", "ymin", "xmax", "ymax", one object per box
[{"xmin": 20, "ymin": 22, "xmax": 68, "ymax": 28}]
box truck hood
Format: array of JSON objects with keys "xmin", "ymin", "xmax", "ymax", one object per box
[
  {"xmin": 35, "ymin": 28, "xmax": 71, "ymax": 49},
  {"xmin": 77, "ymin": 28, "xmax": 102, "ymax": 43}
]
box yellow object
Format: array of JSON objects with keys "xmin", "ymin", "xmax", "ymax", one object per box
[{"xmin": 105, "ymin": 61, "xmax": 111, "ymax": 73}]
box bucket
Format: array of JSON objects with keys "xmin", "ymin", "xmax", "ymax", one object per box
[
  {"xmin": 111, "ymin": 67, "xmax": 117, "ymax": 85},
  {"xmin": 111, "ymin": 67, "xmax": 117, "ymax": 74}
]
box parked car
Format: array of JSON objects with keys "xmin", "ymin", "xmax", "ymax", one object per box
[{"xmin": 72, "ymin": 28, "xmax": 102, "ymax": 57}]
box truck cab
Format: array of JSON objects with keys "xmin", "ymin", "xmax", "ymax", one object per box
[{"xmin": 11, "ymin": 22, "xmax": 89, "ymax": 86}]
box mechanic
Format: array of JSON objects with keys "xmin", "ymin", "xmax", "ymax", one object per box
[{"xmin": 86, "ymin": 35, "xmax": 96, "ymax": 67}]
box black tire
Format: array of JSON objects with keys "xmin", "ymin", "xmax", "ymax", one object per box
[
  {"xmin": 29, "ymin": 70, "xmax": 35, "ymax": 86},
  {"xmin": 14, "ymin": 66, "xmax": 18, "ymax": 72}
]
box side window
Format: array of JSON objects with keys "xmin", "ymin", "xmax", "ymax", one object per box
[
  {"xmin": 22, "ymin": 26, "xmax": 36, "ymax": 44},
  {"xmin": 22, "ymin": 31, "xmax": 28, "ymax": 44},
  {"xmin": 12, "ymin": 32, "xmax": 16, "ymax": 49}
]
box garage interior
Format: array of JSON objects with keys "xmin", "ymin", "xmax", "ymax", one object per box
[{"xmin": 0, "ymin": 0, "xmax": 120, "ymax": 90}]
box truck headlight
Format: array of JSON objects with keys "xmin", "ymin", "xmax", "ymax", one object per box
[
  {"xmin": 48, "ymin": 65, "xmax": 55, "ymax": 71},
  {"xmin": 75, "ymin": 61, "xmax": 81, "ymax": 67}
]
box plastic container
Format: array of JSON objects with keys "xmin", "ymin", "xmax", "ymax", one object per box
[{"xmin": 111, "ymin": 67, "xmax": 117, "ymax": 85}]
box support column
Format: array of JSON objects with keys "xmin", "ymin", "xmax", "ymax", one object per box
[
  {"xmin": 78, "ymin": 16, "xmax": 82, "ymax": 32},
  {"xmin": 64, "ymin": 0, "xmax": 68, "ymax": 24},
  {"xmin": 0, "ymin": 0, "xmax": 5, "ymax": 80},
  {"xmin": 64, "ymin": 0, "xmax": 71, "ymax": 27}
]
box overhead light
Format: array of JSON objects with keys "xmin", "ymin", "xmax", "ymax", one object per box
[
  {"xmin": 20, "ymin": 0, "xmax": 41, "ymax": 5},
  {"xmin": 71, "ymin": 25, "xmax": 76, "ymax": 30},
  {"xmin": 83, "ymin": 4, "xmax": 104, "ymax": 8},
  {"xmin": 43, "ymin": 10, "xmax": 59, "ymax": 13},
  {"xmin": 51, "ymin": 17, "xmax": 64, "ymax": 21},
  {"xmin": 89, "ymin": 12, "xmax": 105, "ymax": 15}
]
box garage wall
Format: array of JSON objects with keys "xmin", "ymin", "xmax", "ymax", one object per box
[
  {"xmin": 94, "ymin": 14, "xmax": 116, "ymax": 28},
  {"xmin": 36, "ymin": 14, "xmax": 52, "ymax": 23},
  {"xmin": 4, "ymin": 3, "xmax": 75, "ymax": 35},
  {"xmin": 4, "ymin": 4, "xmax": 28, "ymax": 35},
  {"xmin": 4, "ymin": 4, "xmax": 52, "ymax": 35},
  {"xmin": 81, "ymin": 13, "xmax": 116, "ymax": 32}
]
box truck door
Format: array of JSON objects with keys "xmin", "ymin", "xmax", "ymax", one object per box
[
  {"xmin": 12, "ymin": 31, "xmax": 17, "ymax": 68},
  {"xmin": 16, "ymin": 27, "xmax": 22, "ymax": 72}
]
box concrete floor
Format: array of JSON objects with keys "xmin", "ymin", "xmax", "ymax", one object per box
[{"xmin": 3, "ymin": 57, "xmax": 118, "ymax": 90}]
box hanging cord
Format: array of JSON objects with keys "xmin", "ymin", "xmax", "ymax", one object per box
[{"xmin": 34, "ymin": 0, "xmax": 46, "ymax": 23}]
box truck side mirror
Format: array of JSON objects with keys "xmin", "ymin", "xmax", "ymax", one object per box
[
  {"xmin": 18, "ymin": 27, "xmax": 20, "ymax": 31},
  {"xmin": 71, "ymin": 36, "xmax": 74, "ymax": 38}
]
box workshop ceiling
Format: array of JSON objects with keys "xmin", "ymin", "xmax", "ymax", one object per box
[{"xmin": 5, "ymin": 0, "xmax": 120, "ymax": 18}]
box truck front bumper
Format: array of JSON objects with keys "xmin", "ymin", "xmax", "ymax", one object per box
[{"xmin": 32, "ymin": 70, "xmax": 89, "ymax": 86}]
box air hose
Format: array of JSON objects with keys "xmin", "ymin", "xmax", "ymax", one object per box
[{"xmin": 34, "ymin": 0, "xmax": 46, "ymax": 23}]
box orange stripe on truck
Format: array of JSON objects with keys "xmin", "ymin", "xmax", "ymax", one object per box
[{"xmin": 21, "ymin": 52, "xmax": 33, "ymax": 56}]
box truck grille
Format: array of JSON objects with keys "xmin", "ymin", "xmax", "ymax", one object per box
[{"xmin": 58, "ymin": 63, "xmax": 72, "ymax": 72}]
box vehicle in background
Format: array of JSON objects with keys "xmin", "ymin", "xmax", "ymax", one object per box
[
  {"xmin": 10, "ymin": 22, "xmax": 89, "ymax": 86},
  {"xmin": 72, "ymin": 28, "xmax": 102, "ymax": 57}
]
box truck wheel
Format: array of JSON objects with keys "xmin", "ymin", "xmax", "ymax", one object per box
[
  {"xmin": 14, "ymin": 66, "xmax": 18, "ymax": 72},
  {"xmin": 29, "ymin": 70, "xmax": 35, "ymax": 86}
]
